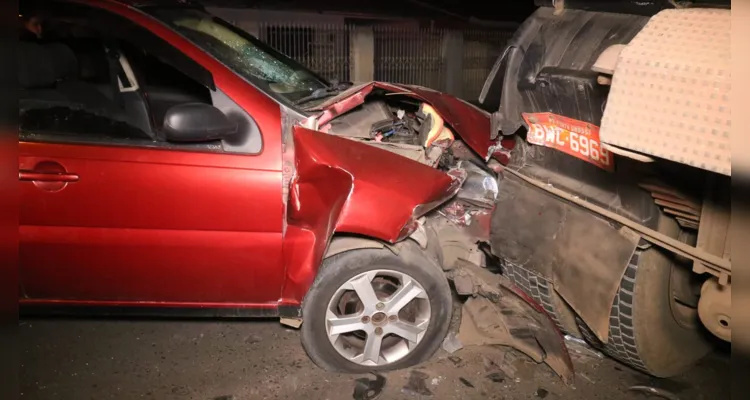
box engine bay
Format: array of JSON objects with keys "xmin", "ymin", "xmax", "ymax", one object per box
[{"xmin": 319, "ymin": 88, "xmax": 499, "ymax": 228}]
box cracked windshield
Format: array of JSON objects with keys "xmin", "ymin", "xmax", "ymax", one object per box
[{"xmin": 147, "ymin": 8, "xmax": 327, "ymax": 104}]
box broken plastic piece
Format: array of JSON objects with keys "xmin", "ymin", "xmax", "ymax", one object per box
[
  {"xmin": 402, "ymin": 370, "xmax": 432, "ymax": 397},
  {"xmin": 353, "ymin": 373, "xmax": 386, "ymax": 400}
]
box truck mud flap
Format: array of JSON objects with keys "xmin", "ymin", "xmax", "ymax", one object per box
[{"xmin": 448, "ymin": 259, "xmax": 575, "ymax": 385}]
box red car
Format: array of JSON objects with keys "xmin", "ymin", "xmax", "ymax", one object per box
[{"xmin": 19, "ymin": 0, "xmax": 572, "ymax": 377}]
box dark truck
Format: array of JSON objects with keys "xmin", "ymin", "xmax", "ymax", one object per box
[{"xmin": 480, "ymin": 0, "xmax": 732, "ymax": 377}]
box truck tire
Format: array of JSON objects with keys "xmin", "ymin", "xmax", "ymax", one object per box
[
  {"xmin": 300, "ymin": 245, "xmax": 453, "ymax": 373},
  {"xmin": 501, "ymin": 215, "xmax": 710, "ymax": 377},
  {"xmin": 501, "ymin": 263, "xmax": 581, "ymax": 337},
  {"xmin": 576, "ymin": 243, "xmax": 711, "ymax": 377}
]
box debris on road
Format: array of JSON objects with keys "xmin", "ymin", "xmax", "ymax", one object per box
[
  {"xmin": 486, "ymin": 372, "xmax": 506, "ymax": 383},
  {"xmin": 459, "ymin": 377, "xmax": 475, "ymax": 388},
  {"xmin": 563, "ymin": 335, "xmax": 604, "ymax": 360},
  {"xmin": 447, "ymin": 356, "xmax": 463, "ymax": 366},
  {"xmin": 441, "ymin": 332, "xmax": 464, "ymax": 354},
  {"xmin": 577, "ymin": 372, "xmax": 595, "ymax": 384},
  {"xmin": 628, "ymin": 385, "xmax": 681, "ymax": 400},
  {"xmin": 402, "ymin": 370, "xmax": 432, "ymax": 397},
  {"xmin": 353, "ymin": 373, "xmax": 386, "ymax": 400}
]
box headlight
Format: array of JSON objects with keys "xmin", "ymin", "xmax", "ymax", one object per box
[{"xmin": 455, "ymin": 161, "xmax": 498, "ymax": 209}]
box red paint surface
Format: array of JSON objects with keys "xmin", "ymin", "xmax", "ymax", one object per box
[
  {"xmin": 280, "ymin": 127, "xmax": 459, "ymax": 302},
  {"xmin": 18, "ymin": 0, "xmax": 484, "ymax": 313},
  {"xmin": 20, "ymin": 0, "xmax": 286, "ymax": 305}
]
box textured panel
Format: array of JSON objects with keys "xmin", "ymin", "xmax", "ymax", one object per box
[{"xmin": 600, "ymin": 9, "xmax": 731, "ymax": 176}]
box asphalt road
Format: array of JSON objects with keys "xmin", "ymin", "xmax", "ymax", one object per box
[{"xmin": 19, "ymin": 318, "xmax": 729, "ymax": 400}]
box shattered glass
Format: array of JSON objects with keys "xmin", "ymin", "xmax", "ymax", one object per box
[{"xmin": 148, "ymin": 8, "xmax": 327, "ymax": 104}]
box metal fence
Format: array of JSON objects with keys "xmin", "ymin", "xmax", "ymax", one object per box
[
  {"xmin": 462, "ymin": 29, "xmax": 514, "ymax": 101},
  {"xmin": 373, "ymin": 26, "xmax": 447, "ymax": 91},
  {"xmin": 257, "ymin": 22, "xmax": 352, "ymax": 82},
  {"xmin": 254, "ymin": 22, "xmax": 512, "ymax": 100}
]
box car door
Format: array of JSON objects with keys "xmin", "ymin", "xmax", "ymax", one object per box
[{"xmin": 19, "ymin": 2, "xmax": 285, "ymax": 305}]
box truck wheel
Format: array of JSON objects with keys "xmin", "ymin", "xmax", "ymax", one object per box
[
  {"xmin": 501, "ymin": 263, "xmax": 581, "ymax": 337},
  {"xmin": 577, "ymin": 242, "xmax": 711, "ymax": 377},
  {"xmin": 300, "ymin": 245, "xmax": 453, "ymax": 373}
]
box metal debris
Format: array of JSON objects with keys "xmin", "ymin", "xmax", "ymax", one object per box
[
  {"xmin": 353, "ymin": 373, "xmax": 386, "ymax": 400},
  {"xmin": 441, "ymin": 332, "xmax": 464, "ymax": 354},
  {"xmin": 402, "ymin": 370, "xmax": 432, "ymax": 397},
  {"xmin": 577, "ymin": 372, "xmax": 595, "ymax": 384},
  {"xmin": 459, "ymin": 377, "xmax": 475, "ymax": 388},
  {"xmin": 628, "ymin": 385, "xmax": 681, "ymax": 400},
  {"xmin": 564, "ymin": 335, "xmax": 604, "ymax": 359}
]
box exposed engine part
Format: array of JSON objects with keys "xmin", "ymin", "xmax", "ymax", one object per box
[
  {"xmin": 324, "ymin": 94, "xmax": 462, "ymax": 171},
  {"xmin": 418, "ymin": 103, "xmax": 453, "ymax": 147},
  {"xmin": 326, "ymin": 101, "xmax": 392, "ymax": 139},
  {"xmin": 697, "ymin": 279, "xmax": 731, "ymax": 342},
  {"xmin": 369, "ymin": 117, "xmax": 419, "ymax": 145}
]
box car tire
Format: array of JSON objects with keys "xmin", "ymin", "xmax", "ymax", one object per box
[{"xmin": 300, "ymin": 244, "xmax": 453, "ymax": 373}]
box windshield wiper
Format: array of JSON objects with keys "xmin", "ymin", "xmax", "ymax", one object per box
[{"xmin": 293, "ymin": 80, "xmax": 352, "ymax": 106}]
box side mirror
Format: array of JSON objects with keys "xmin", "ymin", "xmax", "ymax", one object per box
[{"xmin": 163, "ymin": 103, "xmax": 237, "ymax": 142}]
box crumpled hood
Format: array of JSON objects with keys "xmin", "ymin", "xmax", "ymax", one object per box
[{"xmin": 307, "ymin": 81, "xmax": 496, "ymax": 159}]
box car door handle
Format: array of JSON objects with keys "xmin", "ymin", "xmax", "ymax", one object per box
[{"xmin": 19, "ymin": 171, "xmax": 80, "ymax": 182}]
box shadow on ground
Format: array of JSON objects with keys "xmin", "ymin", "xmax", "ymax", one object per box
[{"xmin": 19, "ymin": 318, "xmax": 729, "ymax": 400}]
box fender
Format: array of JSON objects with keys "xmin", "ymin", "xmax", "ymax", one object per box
[
  {"xmin": 324, "ymin": 236, "xmax": 387, "ymax": 259},
  {"xmin": 279, "ymin": 126, "xmax": 462, "ymax": 304}
]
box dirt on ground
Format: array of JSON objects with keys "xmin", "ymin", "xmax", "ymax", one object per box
[{"xmin": 19, "ymin": 318, "xmax": 729, "ymax": 400}]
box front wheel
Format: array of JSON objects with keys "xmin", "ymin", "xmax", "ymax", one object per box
[{"xmin": 300, "ymin": 245, "xmax": 453, "ymax": 373}]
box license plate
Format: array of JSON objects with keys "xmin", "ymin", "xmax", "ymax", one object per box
[{"xmin": 522, "ymin": 112, "xmax": 614, "ymax": 171}]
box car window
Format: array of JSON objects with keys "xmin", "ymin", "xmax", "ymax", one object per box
[
  {"xmin": 21, "ymin": 107, "xmax": 150, "ymax": 141},
  {"xmin": 145, "ymin": 7, "xmax": 329, "ymax": 105},
  {"xmin": 19, "ymin": 1, "xmax": 261, "ymax": 154}
]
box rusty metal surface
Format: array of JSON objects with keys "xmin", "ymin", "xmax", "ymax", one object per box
[
  {"xmin": 491, "ymin": 174, "xmax": 641, "ymax": 342},
  {"xmin": 698, "ymin": 279, "xmax": 731, "ymax": 342},
  {"xmin": 695, "ymin": 175, "xmax": 731, "ymax": 260},
  {"xmin": 599, "ymin": 8, "xmax": 731, "ymax": 176}
]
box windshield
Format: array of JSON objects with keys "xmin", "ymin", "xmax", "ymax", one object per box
[{"xmin": 145, "ymin": 7, "xmax": 329, "ymax": 105}]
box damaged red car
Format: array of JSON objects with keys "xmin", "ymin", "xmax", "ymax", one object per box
[{"xmin": 19, "ymin": 0, "xmax": 572, "ymax": 380}]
